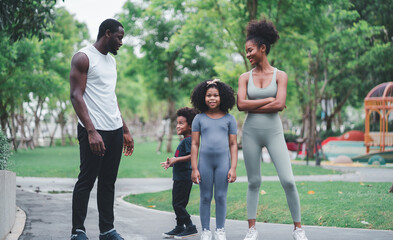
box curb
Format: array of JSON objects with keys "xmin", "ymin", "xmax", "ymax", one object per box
[{"xmin": 5, "ymin": 206, "xmax": 26, "ymax": 240}]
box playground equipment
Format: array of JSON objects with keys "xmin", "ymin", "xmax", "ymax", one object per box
[{"xmin": 364, "ymin": 82, "xmax": 393, "ymax": 153}]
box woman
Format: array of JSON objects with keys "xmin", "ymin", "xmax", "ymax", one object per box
[{"xmin": 237, "ymin": 19, "xmax": 308, "ymax": 240}]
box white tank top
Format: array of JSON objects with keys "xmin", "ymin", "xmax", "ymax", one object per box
[{"xmin": 77, "ymin": 45, "xmax": 123, "ymax": 130}]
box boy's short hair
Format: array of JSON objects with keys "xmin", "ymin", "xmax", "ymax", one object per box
[{"xmin": 176, "ymin": 107, "xmax": 198, "ymax": 126}]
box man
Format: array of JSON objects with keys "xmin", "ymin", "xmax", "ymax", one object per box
[{"xmin": 69, "ymin": 19, "xmax": 134, "ymax": 240}]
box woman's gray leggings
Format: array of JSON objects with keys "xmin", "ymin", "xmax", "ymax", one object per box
[{"xmin": 242, "ymin": 114, "xmax": 301, "ymax": 222}]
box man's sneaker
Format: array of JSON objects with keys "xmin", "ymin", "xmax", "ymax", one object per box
[
  {"xmin": 163, "ymin": 225, "xmax": 185, "ymax": 238},
  {"xmin": 292, "ymin": 228, "xmax": 308, "ymax": 240},
  {"xmin": 71, "ymin": 231, "xmax": 88, "ymax": 240},
  {"xmin": 214, "ymin": 228, "xmax": 226, "ymax": 240},
  {"xmin": 244, "ymin": 226, "xmax": 258, "ymax": 240},
  {"xmin": 99, "ymin": 230, "xmax": 124, "ymax": 240},
  {"xmin": 174, "ymin": 225, "xmax": 198, "ymax": 239},
  {"xmin": 200, "ymin": 229, "xmax": 212, "ymax": 240}
]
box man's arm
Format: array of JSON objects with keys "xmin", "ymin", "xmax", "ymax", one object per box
[
  {"xmin": 70, "ymin": 52, "xmax": 106, "ymax": 156},
  {"xmin": 120, "ymin": 116, "xmax": 134, "ymax": 156}
]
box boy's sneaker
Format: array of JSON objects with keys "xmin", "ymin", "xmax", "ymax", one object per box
[
  {"xmin": 99, "ymin": 230, "xmax": 124, "ymax": 240},
  {"xmin": 71, "ymin": 231, "xmax": 88, "ymax": 240},
  {"xmin": 292, "ymin": 228, "xmax": 308, "ymax": 240},
  {"xmin": 214, "ymin": 228, "xmax": 226, "ymax": 240},
  {"xmin": 174, "ymin": 225, "xmax": 198, "ymax": 239},
  {"xmin": 163, "ymin": 225, "xmax": 185, "ymax": 238},
  {"xmin": 200, "ymin": 229, "xmax": 212, "ymax": 240},
  {"xmin": 244, "ymin": 226, "xmax": 258, "ymax": 240}
]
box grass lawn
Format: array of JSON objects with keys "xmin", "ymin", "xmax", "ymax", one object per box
[
  {"xmin": 124, "ymin": 181, "xmax": 393, "ymax": 230},
  {"xmin": 9, "ymin": 140, "xmax": 340, "ymax": 178}
]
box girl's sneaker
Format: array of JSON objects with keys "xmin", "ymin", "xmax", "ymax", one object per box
[
  {"xmin": 200, "ymin": 229, "xmax": 212, "ymax": 240},
  {"xmin": 292, "ymin": 228, "xmax": 308, "ymax": 240},
  {"xmin": 244, "ymin": 226, "xmax": 258, "ymax": 240},
  {"xmin": 214, "ymin": 228, "xmax": 226, "ymax": 240}
]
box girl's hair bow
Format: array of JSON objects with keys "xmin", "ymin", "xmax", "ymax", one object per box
[{"xmin": 206, "ymin": 78, "xmax": 220, "ymax": 86}]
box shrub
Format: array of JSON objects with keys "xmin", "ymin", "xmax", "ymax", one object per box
[
  {"xmin": 318, "ymin": 129, "xmax": 341, "ymax": 140},
  {"xmin": 283, "ymin": 131, "xmax": 298, "ymax": 142},
  {"xmin": 0, "ymin": 130, "xmax": 11, "ymax": 170}
]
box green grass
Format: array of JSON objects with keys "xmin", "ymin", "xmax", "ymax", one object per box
[
  {"xmin": 9, "ymin": 139, "xmax": 340, "ymax": 178},
  {"xmin": 124, "ymin": 181, "xmax": 393, "ymax": 230},
  {"xmin": 8, "ymin": 145, "xmax": 81, "ymax": 177}
]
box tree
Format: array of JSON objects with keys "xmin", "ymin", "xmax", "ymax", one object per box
[
  {"xmin": 119, "ymin": 0, "xmax": 216, "ymax": 152},
  {"xmin": 195, "ymin": 0, "xmax": 389, "ymax": 160},
  {"xmin": 0, "ymin": 35, "xmax": 42, "ymax": 147},
  {"xmin": 42, "ymin": 7, "xmax": 88, "ymax": 146},
  {"xmin": 0, "ymin": 0, "xmax": 64, "ymax": 146},
  {"xmin": 278, "ymin": 1, "xmax": 383, "ymax": 159},
  {"xmin": 0, "ymin": 6, "xmax": 88, "ymax": 149},
  {"xmin": 0, "ymin": 0, "xmax": 62, "ymax": 42}
]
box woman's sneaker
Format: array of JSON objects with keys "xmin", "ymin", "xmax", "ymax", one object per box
[
  {"xmin": 163, "ymin": 225, "xmax": 185, "ymax": 238},
  {"xmin": 244, "ymin": 226, "xmax": 258, "ymax": 240},
  {"xmin": 174, "ymin": 225, "xmax": 198, "ymax": 239},
  {"xmin": 292, "ymin": 228, "xmax": 308, "ymax": 240},
  {"xmin": 214, "ymin": 228, "xmax": 226, "ymax": 240},
  {"xmin": 200, "ymin": 229, "xmax": 212, "ymax": 240}
]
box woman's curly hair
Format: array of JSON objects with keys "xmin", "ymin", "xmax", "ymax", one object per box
[
  {"xmin": 191, "ymin": 80, "xmax": 235, "ymax": 113},
  {"xmin": 246, "ymin": 19, "xmax": 279, "ymax": 55},
  {"xmin": 176, "ymin": 107, "xmax": 198, "ymax": 126}
]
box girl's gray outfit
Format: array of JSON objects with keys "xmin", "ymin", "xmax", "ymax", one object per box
[{"xmin": 192, "ymin": 113, "xmax": 237, "ymax": 230}]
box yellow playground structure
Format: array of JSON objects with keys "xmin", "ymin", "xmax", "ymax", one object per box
[{"xmin": 364, "ymin": 82, "xmax": 393, "ymax": 153}]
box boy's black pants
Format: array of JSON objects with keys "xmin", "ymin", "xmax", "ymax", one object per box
[
  {"xmin": 72, "ymin": 124, "xmax": 123, "ymax": 234},
  {"xmin": 172, "ymin": 180, "xmax": 193, "ymax": 226}
]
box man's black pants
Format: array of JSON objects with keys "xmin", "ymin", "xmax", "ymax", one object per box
[
  {"xmin": 72, "ymin": 124, "xmax": 123, "ymax": 234},
  {"xmin": 172, "ymin": 180, "xmax": 193, "ymax": 226}
]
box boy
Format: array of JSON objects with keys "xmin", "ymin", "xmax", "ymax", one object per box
[{"xmin": 161, "ymin": 107, "xmax": 198, "ymax": 239}]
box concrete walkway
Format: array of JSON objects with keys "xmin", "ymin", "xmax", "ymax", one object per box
[{"xmin": 12, "ymin": 165, "xmax": 393, "ymax": 240}]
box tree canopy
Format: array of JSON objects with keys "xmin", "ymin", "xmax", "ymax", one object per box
[
  {"xmin": 0, "ymin": 0, "xmax": 62, "ymax": 42},
  {"xmin": 2, "ymin": 0, "xmax": 392, "ymax": 154}
]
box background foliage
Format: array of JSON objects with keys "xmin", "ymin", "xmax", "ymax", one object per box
[{"xmin": 0, "ymin": 0, "xmax": 392, "ymax": 154}]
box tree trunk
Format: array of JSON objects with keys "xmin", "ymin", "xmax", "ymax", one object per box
[
  {"xmin": 156, "ymin": 117, "xmax": 167, "ymax": 153},
  {"xmin": 0, "ymin": 100, "xmax": 8, "ymax": 131},
  {"xmin": 66, "ymin": 128, "xmax": 74, "ymax": 146},
  {"xmin": 312, "ymin": 71, "xmax": 319, "ymax": 164},
  {"xmin": 0, "ymin": 113, "xmax": 7, "ymax": 132},
  {"xmin": 33, "ymin": 115, "xmax": 40, "ymax": 147},
  {"xmin": 305, "ymin": 65, "xmax": 315, "ymax": 159},
  {"xmin": 165, "ymin": 98, "xmax": 176, "ymax": 153},
  {"xmin": 32, "ymin": 98, "xmax": 44, "ymax": 147},
  {"xmin": 247, "ymin": 0, "xmax": 258, "ymax": 21},
  {"xmin": 326, "ymin": 115, "xmax": 333, "ymax": 130},
  {"xmin": 389, "ymin": 183, "xmax": 393, "ymax": 193},
  {"xmin": 16, "ymin": 104, "xmax": 28, "ymax": 149},
  {"xmin": 58, "ymin": 111, "xmax": 66, "ymax": 146},
  {"xmin": 49, "ymin": 122, "xmax": 58, "ymax": 147},
  {"xmin": 8, "ymin": 113, "xmax": 18, "ymax": 150},
  {"xmin": 325, "ymin": 85, "xmax": 354, "ymax": 131}
]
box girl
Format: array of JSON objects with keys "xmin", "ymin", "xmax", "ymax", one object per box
[
  {"xmin": 237, "ymin": 19, "xmax": 308, "ymax": 240},
  {"xmin": 190, "ymin": 79, "xmax": 238, "ymax": 240}
]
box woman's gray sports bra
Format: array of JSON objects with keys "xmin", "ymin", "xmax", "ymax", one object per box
[{"xmin": 247, "ymin": 68, "xmax": 277, "ymax": 100}]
